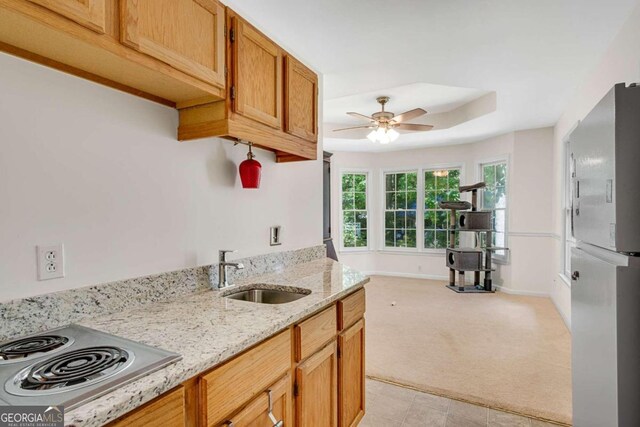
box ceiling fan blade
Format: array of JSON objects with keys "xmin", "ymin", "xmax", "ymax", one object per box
[
  {"xmin": 347, "ymin": 112, "xmax": 376, "ymax": 122},
  {"xmin": 333, "ymin": 125, "xmax": 375, "ymax": 132},
  {"xmin": 395, "ymin": 123, "xmax": 434, "ymax": 131},
  {"xmin": 392, "ymin": 108, "xmax": 427, "ymax": 123}
]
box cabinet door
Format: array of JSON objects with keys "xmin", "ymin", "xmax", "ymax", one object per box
[
  {"xmin": 220, "ymin": 374, "xmax": 292, "ymax": 427},
  {"xmin": 338, "ymin": 319, "xmax": 365, "ymax": 427},
  {"xmin": 121, "ymin": 0, "xmax": 226, "ymax": 89},
  {"xmin": 232, "ymin": 16, "xmax": 283, "ymax": 129},
  {"xmin": 295, "ymin": 341, "xmax": 338, "ymax": 427},
  {"xmin": 284, "ymin": 55, "xmax": 318, "ymax": 142},
  {"xmin": 108, "ymin": 386, "xmax": 185, "ymax": 427},
  {"xmin": 27, "ymin": 0, "xmax": 107, "ymax": 33}
]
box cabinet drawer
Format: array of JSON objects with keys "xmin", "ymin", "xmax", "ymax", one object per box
[
  {"xmin": 338, "ymin": 289, "xmax": 366, "ymax": 331},
  {"xmin": 219, "ymin": 374, "xmax": 292, "ymax": 427},
  {"xmin": 295, "ymin": 305, "xmax": 337, "ymax": 362},
  {"xmin": 200, "ymin": 330, "xmax": 291, "ymax": 426},
  {"xmin": 108, "ymin": 385, "xmax": 185, "ymax": 427}
]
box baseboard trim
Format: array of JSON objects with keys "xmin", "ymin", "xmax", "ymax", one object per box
[
  {"xmin": 551, "ymin": 293, "xmax": 571, "ymax": 331},
  {"xmin": 362, "ymin": 271, "xmax": 449, "ymax": 281},
  {"xmin": 364, "ymin": 272, "xmax": 551, "ymax": 297},
  {"xmin": 493, "ymin": 285, "xmax": 550, "ymax": 297}
]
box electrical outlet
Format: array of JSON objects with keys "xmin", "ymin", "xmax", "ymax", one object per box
[
  {"xmin": 37, "ymin": 244, "xmax": 64, "ymax": 280},
  {"xmin": 270, "ymin": 226, "xmax": 282, "ymax": 246}
]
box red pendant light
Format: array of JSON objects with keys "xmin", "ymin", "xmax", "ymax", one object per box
[{"xmin": 239, "ymin": 142, "xmax": 261, "ymax": 189}]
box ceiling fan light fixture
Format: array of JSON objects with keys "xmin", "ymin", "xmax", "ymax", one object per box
[
  {"xmin": 387, "ymin": 128, "xmax": 400, "ymax": 142},
  {"xmin": 366, "ymin": 130, "xmax": 377, "ymax": 142}
]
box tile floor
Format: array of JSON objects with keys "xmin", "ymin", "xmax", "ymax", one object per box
[{"xmin": 361, "ymin": 379, "xmax": 561, "ymax": 427}]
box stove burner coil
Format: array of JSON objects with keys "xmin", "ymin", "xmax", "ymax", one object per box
[
  {"xmin": 0, "ymin": 336, "xmax": 69, "ymax": 361},
  {"xmin": 20, "ymin": 346, "xmax": 129, "ymax": 390}
]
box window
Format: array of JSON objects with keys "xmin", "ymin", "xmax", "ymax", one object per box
[
  {"xmin": 480, "ymin": 161, "xmax": 508, "ymax": 260},
  {"xmin": 384, "ymin": 171, "xmax": 418, "ymax": 248},
  {"xmin": 341, "ymin": 172, "xmax": 368, "ymax": 249},
  {"xmin": 424, "ymin": 168, "xmax": 461, "ymax": 249}
]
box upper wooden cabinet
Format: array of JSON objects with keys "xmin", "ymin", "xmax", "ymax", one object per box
[
  {"xmin": 232, "ymin": 15, "xmax": 282, "ymax": 129},
  {"xmin": 284, "ymin": 55, "xmax": 318, "ymax": 142},
  {"xmin": 120, "ymin": 0, "xmax": 226, "ymax": 90},
  {"xmin": 27, "ymin": 0, "xmax": 106, "ymax": 33},
  {"xmin": 178, "ymin": 8, "xmax": 318, "ymax": 162}
]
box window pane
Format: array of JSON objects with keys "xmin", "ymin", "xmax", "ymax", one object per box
[
  {"xmin": 342, "ymin": 193, "xmax": 354, "ymax": 210},
  {"xmin": 396, "ymin": 191, "xmax": 407, "ymax": 209},
  {"xmin": 407, "ymin": 191, "xmax": 417, "ymax": 209},
  {"xmin": 343, "ymin": 228, "xmax": 354, "ymax": 247},
  {"xmin": 435, "ymin": 231, "xmax": 448, "ymax": 248},
  {"xmin": 356, "ymin": 211, "xmax": 367, "ymax": 229},
  {"xmin": 344, "ymin": 211, "xmax": 355, "ymax": 224},
  {"xmin": 342, "ymin": 174, "xmax": 354, "ymax": 192},
  {"xmin": 397, "ymin": 173, "xmax": 407, "ymax": 190},
  {"xmin": 356, "ymin": 229, "xmax": 367, "ymax": 247},
  {"xmin": 385, "ymin": 212, "xmax": 395, "ymax": 228},
  {"xmin": 386, "ymin": 174, "xmax": 395, "ymax": 191},
  {"xmin": 494, "ymin": 209, "xmax": 506, "ymax": 232},
  {"xmin": 395, "ymin": 211, "xmax": 405, "ymax": 228},
  {"xmin": 425, "ymin": 191, "xmax": 437, "ymax": 209},
  {"xmin": 424, "ymin": 211, "xmax": 436, "ymax": 229},
  {"xmin": 425, "ymin": 171, "xmax": 435, "ymax": 190},
  {"xmin": 407, "ymin": 173, "xmax": 417, "ymax": 190},
  {"xmin": 425, "ymin": 230, "xmax": 436, "ymax": 248},
  {"xmin": 436, "ymin": 210, "xmax": 448, "ymax": 229},
  {"xmin": 354, "ymin": 174, "xmax": 367, "ymax": 192},
  {"xmin": 385, "ymin": 230, "xmax": 395, "ymax": 246},
  {"xmin": 449, "ymin": 169, "xmax": 460, "ymax": 188},
  {"xmin": 386, "ymin": 192, "xmax": 396, "ymax": 209},
  {"xmin": 407, "ymin": 211, "xmax": 417, "ymax": 229},
  {"xmin": 354, "ymin": 192, "xmax": 366, "ymax": 210},
  {"xmin": 483, "ymin": 190, "xmax": 495, "ymax": 209},
  {"xmin": 496, "ymin": 163, "xmax": 507, "ymax": 186},
  {"xmin": 436, "ymin": 174, "xmax": 447, "ymax": 189},
  {"xmin": 483, "ymin": 165, "xmax": 495, "ymax": 186},
  {"xmin": 436, "ymin": 190, "xmax": 448, "ymax": 206},
  {"xmin": 495, "ymin": 186, "xmax": 506, "ymax": 208},
  {"xmin": 406, "ymin": 230, "xmax": 417, "ymax": 248}
]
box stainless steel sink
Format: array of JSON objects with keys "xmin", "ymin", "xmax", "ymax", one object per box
[{"xmin": 223, "ymin": 287, "xmax": 310, "ymax": 304}]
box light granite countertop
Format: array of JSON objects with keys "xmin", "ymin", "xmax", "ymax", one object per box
[{"xmin": 64, "ymin": 258, "xmax": 369, "ymax": 427}]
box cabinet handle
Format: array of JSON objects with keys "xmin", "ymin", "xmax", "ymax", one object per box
[
  {"xmin": 225, "ymin": 422, "xmax": 235, "ymax": 427},
  {"xmin": 267, "ymin": 389, "xmax": 284, "ymax": 427},
  {"xmin": 571, "ymin": 271, "xmax": 580, "ymax": 281}
]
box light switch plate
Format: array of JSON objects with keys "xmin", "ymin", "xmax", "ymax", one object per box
[
  {"xmin": 270, "ymin": 226, "xmax": 282, "ymax": 246},
  {"xmin": 37, "ymin": 244, "xmax": 65, "ymax": 280}
]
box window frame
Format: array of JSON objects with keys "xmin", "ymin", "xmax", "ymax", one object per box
[
  {"xmin": 477, "ymin": 156, "xmax": 510, "ymax": 264},
  {"xmin": 380, "ymin": 168, "xmax": 421, "ymax": 252},
  {"xmin": 422, "ymin": 164, "xmax": 465, "ymax": 253},
  {"xmin": 379, "ymin": 164, "xmax": 465, "ymax": 254},
  {"xmin": 339, "ymin": 169, "xmax": 372, "ymax": 253}
]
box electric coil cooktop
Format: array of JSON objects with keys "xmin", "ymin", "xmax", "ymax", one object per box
[{"xmin": 0, "ymin": 325, "xmax": 181, "ymax": 410}]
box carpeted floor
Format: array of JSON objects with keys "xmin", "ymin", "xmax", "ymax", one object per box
[{"xmin": 365, "ymin": 276, "xmax": 572, "ymax": 425}]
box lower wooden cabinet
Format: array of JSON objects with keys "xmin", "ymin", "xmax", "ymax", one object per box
[
  {"xmin": 219, "ymin": 374, "xmax": 292, "ymax": 427},
  {"xmin": 338, "ymin": 319, "xmax": 365, "ymax": 427},
  {"xmin": 295, "ymin": 341, "xmax": 338, "ymax": 427},
  {"xmin": 107, "ymin": 385, "xmax": 185, "ymax": 427},
  {"xmin": 105, "ymin": 289, "xmax": 366, "ymax": 427}
]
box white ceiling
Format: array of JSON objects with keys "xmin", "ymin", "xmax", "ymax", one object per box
[{"xmin": 223, "ymin": 0, "xmax": 639, "ymax": 152}]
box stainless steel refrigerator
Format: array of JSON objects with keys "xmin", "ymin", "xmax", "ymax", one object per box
[{"xmin": 569, "ymin": 82, "xmax": 640, "ymax": 427}]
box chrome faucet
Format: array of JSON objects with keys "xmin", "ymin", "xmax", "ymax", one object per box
[{"xmin": 217, "ymin": 250, "xmax": 244, "ymax": 290}]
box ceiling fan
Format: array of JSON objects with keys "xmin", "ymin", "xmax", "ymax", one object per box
[{"xmin": 333, "ymin": 96, "xmax": 434, "ymax": 144}]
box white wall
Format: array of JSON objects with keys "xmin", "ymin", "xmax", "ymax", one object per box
[
  {"xmin": 331, "ymin": 127, "xmax": 555, "ymax": 297},
  {"xmin": 0, "ymin": 53, "xmax": 323, "ymax": 302},
  {"xmin": 551, "ymin": 0, "xmax": 640, "ymax": 329}
]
